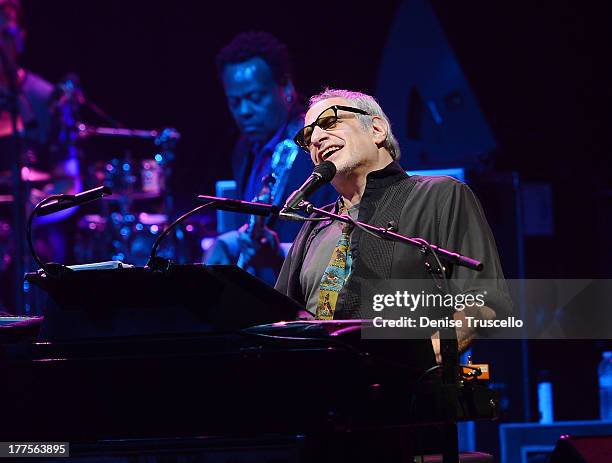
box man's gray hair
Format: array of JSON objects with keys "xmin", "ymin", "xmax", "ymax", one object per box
[{"xmin": 308, "ymin": 88, "xmax": 401, "ymax": 160}]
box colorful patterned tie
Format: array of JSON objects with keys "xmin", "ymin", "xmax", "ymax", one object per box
[{"xmin": 315, "ymin": 207, "xmax": 354, "ymax": 320}]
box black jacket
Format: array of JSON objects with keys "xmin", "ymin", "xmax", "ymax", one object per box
[{"xmin": 275, "ymin": 161, "xmax": 512, "ymax": 320}]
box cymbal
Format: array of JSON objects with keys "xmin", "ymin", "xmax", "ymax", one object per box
[
  {"xmin": 22, "ymin": 167, "xmax": 52, "ymax": 182},
  {"xmin": 138, "ymin": 212, "xmax": 168, "ymax": 225},
  {"xmin": 0, "ymin": 167, "xmax": 52, "ymax": 184}
]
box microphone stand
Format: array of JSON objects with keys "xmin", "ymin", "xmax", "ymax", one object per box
[
  {"xmin": 292, "ymin": 200, "xmax": 483, "ymax": 463},
  {"xmin": 27, "ymin": 186, "xmax": 113, "ymax": 279},
  {"xmin": 297, "ymin": 201, "xmax": 482, "ymax": 271},
  {"xmin": 26, "ymin": 194, "xmax": 74, "ymax": 279}
]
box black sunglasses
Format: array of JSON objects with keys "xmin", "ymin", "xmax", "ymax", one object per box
[{"xmin": 294, "ymin": 105, "xmax": 369, "ymax": 151}]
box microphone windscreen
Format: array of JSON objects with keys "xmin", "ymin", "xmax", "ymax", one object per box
[{"xmin": 313, "ymin": 161, "xmax": 337, "ymax": 182}]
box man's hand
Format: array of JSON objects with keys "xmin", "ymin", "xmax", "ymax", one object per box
[
  {"xmin": 431, "ymin": 304, "xmax": 497, "ymax": 364},
  {"xmin": 237, "ymin": 224, "xmax": 282, "ymax": 268}
]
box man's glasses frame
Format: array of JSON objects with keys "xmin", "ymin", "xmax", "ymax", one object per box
[{"xmin": 294, "ymin": 105, "xmax": 369, "ymax": 151}]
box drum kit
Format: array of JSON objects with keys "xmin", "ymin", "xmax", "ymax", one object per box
[
  {"xmin": 72, "ymin": 124, "xmax": 182, "ymax": 266},
  {"xmin": 0, "ymin": 118, "xmax": 210, "ymax": 297},
  {"xmin": 0, "ymin": 73, "xmax": 219, "ymax": 313}
]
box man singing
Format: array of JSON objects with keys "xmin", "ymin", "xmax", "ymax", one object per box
[{"xmin": 276, "ymin": 89, "xmax": 512, "ymax": 352}]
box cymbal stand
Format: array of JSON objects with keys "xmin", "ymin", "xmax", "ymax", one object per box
[{"xmin": 0, "ymin": 47, "xmax": 26, "ymax": 314}]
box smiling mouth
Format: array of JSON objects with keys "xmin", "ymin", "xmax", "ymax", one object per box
[{"xmin": 321, "ymin": 146, "xmax": 342, "ymax": 161}]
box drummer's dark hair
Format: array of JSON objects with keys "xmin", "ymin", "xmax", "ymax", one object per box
[{"xmin": 215, "ymin": 31, "xmax": 294, "ymax": 86}]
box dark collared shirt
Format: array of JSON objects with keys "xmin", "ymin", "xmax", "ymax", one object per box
[{"xmin": 276, "ymin": 161, "xmax": 512, "ymax": 320}]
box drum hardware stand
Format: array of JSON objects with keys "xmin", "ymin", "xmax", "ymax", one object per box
[
  {"xmin": 0, "ymin": 46, "xmax": 27, "ymax": 314},
  {"xmin": 154, "ymin": 128, "xmax": 179, "ymax": 259}
]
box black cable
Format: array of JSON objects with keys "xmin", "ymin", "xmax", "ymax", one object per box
[
  {"xmin": 415, "ymin": 364, "xmax": 442, "ymax": 385},
  {"xmin": 411, "ymin": 237, "xmax": 449, "ymax": 292},
  {"xmin": 408, "ymin": 363, "xmax": 480, "ymax": 412},
  {"xmin": 279, "ymin": 208, "xmax": 329, "ymax": 222},
  {"xmin": 343, "ymin": 214, "xmax": 383, "ymax": 239},
  {"xmin": 298, "ymin": 216, "xmax": 329, "ymax": 222}
]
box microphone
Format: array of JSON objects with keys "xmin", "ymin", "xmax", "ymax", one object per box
[
  {"xmin": 37, "ymin": 186, "xmax": 112, "ymax": 216},
  {"xmin": 196, "ymin": 195, "xmax": 280, "ymax": 216},
  {"xmin": 282, "ymin": 161, "xmax": 336, "ymax": 211}
]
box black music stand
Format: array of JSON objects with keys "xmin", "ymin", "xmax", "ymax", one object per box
[{"xmin": 26, "ymin": 264, "xmax": 306, "ymax": 341}]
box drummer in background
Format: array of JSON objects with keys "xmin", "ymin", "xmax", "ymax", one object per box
[
  {"xmin": 0, "ymin": 0, "xmax": 80, "ymax": 212},
  {"xmin": 0, "ymin": 0, "xmax": 80, "ymax": 310},
  {"xmin": 205, "ymin": 32, "xmax": 334, "ymax": 285},
  {"xmin": 0, "ymin": 0, "xmax": 52, "ymax": 149}
]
